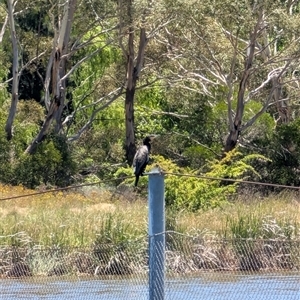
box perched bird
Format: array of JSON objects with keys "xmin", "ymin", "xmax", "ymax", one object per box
[{"xmin": 133, "ymin": 135, "xmax": 155, "ymax": 187}]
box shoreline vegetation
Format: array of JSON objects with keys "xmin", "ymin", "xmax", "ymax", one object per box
[{"xmin": 0, "ymin": 184, "xmax": 299, "ymax": 277}]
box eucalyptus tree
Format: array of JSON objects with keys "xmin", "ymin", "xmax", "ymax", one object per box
[
  {"xmin": 118, "ymin": 0, "xmax": 173, "ymax": 165},
  {"xmin": 222, "ymin": 0, "xmax": 300, "ymax": 152},
  {"xmin": 159, "ymin": 0, "xmax": 300, "ymax": 154},
  {"xmin": 63, "ymin": 0, "xmax": 172, "ymax": 165},
  {"xmin": 0, "ymin": 11, "xmax": 7, "ymax": 44},
  {"xmin": 5, "ymin": 0, "xmax": 18, "ymax": 140},
  {"xmin": 119, "ymin": 0, "xmax": 148, "ymax": 165},
  {"xmin": 1, "ymin": 0, "xmax": 174, "ymax": 167},
  {"xmin": 25, "ymin": 0, "xmax": 77, "ymax": 154},
  {"xmin": 1, "ymin": 0, "xmax": 54, "ymax": 140},
  {"xmin": 1, "ymin": 0, "xmax": 119, "ymax": 154}
]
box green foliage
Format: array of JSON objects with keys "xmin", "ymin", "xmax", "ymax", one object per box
[
  {"xmin": 15, "ymin": 2, "xmax": 53, "ymax": 36},
  {"xmin": 183, "ymin": 145, "xmax": 215, "ymax": 168},
  {"xmin": 93, "ymin": 213, "xmax": 138, "ymax": 246},
  {"xmin": 225, "ymin": 214, "xmax": 298, "ymax": 240},
  {"xmin": 0, "ymin": 63, "xmax": 10, "ymax": 107},
  {"xmin": 141, "ymin": 86, "xmax": 222, "ymax": 167},
  {"xmin": 242, "ymin": 101, "xmax": 275, "ymax": 143},
  {"xmin": 255, "ymin": 119, "xmax": 300, "ymax": 186},
  {"xmin": 69, "ymin": 27, "xmax": 122, "ymax": 133},
  {"xmin": 14, "ymin": 135, "xmax": 77, "ymax": 188},
  {"xmin": 115, "ymin": 149, "xmax": 268, "ymax": 211},
  {"xmin": 164, "ymin": 150, "xmax": 268, "ymax": 211},
  {"xmin": 0, "ymin": 100, "xmax": 31, "ymax": 182},
  {"xmin": 73, "ymin": 106, "xmax": 125, "ymax": 181},
  {"xmin": 206, "ymin": 150, "xmax": 268, "ymax": 180},
  {"xmin": 0, "ymin": 100, "xmax": 77, "ymax": 188},
  {"xmin": 135, "ymin": 83, "xmax": 166, "ymax": 139},
  {"xmin": 0, "ymin": 130, "xmax": 13, "ymax": 183},
  {"xmin": 12, "ymin": 100, "xmax": 45, "ymax": 155}
]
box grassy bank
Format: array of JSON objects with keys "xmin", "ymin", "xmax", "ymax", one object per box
[
  {"xmin": 0, "ymin": 184, "xmax": 299, "ymax": 247},
  {"xmin": 0, "ymin": 184, "xmax": 299, "ymax": 276}
]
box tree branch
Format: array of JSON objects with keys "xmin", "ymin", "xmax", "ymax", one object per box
[
  {"xmin": 67, "ymin": 87, "xmax": 124, "ymax": 142},
  {"xmin": 0, "ymin": 13, "xmax": 8, "ymax": 43}
]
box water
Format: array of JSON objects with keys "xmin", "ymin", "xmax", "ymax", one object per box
[
  {"xmin": 166, "ymin": 273, "xmax": 300, "ymax": 300},
  {"xmin": 0, "ymin": 273, "xmax": 299, "ymax": 299}
]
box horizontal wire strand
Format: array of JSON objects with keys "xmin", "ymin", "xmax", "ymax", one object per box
[
  {"xmin": 0, "ymin": 175, "xmax": 135, "ymax": 201},
  {"xmin": 163, "ymin": 172, "xmax": 300, "ymax": 190},
  {"xmin": 0, "ymin": 171, "xmax": 299, "ymax": 202}
]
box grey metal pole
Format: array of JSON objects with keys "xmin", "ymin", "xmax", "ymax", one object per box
[{"xmin": 148, "ymin": 167, "xmax": 165, "ymax": 300}]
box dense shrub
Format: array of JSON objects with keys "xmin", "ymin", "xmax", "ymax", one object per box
[
  {"xmin": 0, "ymin": 130, "xmax": 13, "ymax": 183},
  {"xmin": 0, "ymin": 101, "xmax": 77, "ymax": 188},
  {"xmin": 254, "ymin": 119, "xmax": 300, "ymax": 187},
  {"xmin": 13, "ymin": 135, "xmax": 77, "ymax": 188},
  {"xmin": 115, "ymin": 149, "xmax": 267, "ymax": 211}
]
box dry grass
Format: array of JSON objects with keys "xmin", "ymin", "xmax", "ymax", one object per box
[
  {"xmin": 0, "ymin": 184, "xmax": 299, "ymax": 247},
  {"xmin": 178, "ymin": 191, "xmax": 299, "ymax": 239},
  {"xmin": 0, "ymin": 184, "xmax": 148, "ymax": 247}
]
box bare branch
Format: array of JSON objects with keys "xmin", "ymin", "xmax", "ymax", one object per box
[
  {"xmin": 70, "ymin": 23, "xmax": 118, "ymax": 52},
  {"xmin": 243, "ymin": 61, "xmax": 292, "ymax": 130},
  {"xmin": 173, "ymin": 131, "xmax": 222, "ymax": 158},
  {"xmin": 59, "ymin": 40, "xmax": 114, "ymax": 83},
  {"xmin": 5, "ymin": 0, "xmax": 19, "ymax": 140},
  {"xmin": 226, "ymin": 34, "xmax": 239, "ymax": 131},
  {"xmin": 0, "ymin": 13, "xmax": 8, "ymax": 43},
  {"xmin": 67, "ymin": 87, "xmax": 124, "ymax": 142},
  {"xmin": 118, "ymin": 0, "xmax": 128, "ymax": 59},
  {"xmin": 140, "ymin": 106, "xmax": 189, "ymax": 119},
  {"xmin": 244, "ymin": 67, "xmax": 285, "ymax": 103}
]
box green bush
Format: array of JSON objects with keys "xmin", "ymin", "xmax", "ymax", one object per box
[
  {"xmin": 0, "ymin": 100, "xmax": 76, "ymax": 188},
  {"xmin": 115, "ymin": 149, "xmax": 267, "ymax": 211},
  {"xmin": 0, "ymin": 129, "xmax": 13, "ymax": 182},
  {"xmin": 254, "ymin": 119, "xmax": 300, "ymax": 187},
  {"xmin": 13, "ymin": 135, "xmax": 77, "ymax": 188}
]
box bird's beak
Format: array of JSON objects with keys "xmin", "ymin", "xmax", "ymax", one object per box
[{"xmin": 149, "ymin": 134, "xmax": 159, "ymax": 141}]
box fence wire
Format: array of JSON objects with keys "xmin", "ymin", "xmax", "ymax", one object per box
[{"xmin": 0, "ymin": 232, "xmax": 299, "ymax": 299}]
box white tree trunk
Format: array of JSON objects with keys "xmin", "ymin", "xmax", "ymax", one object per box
[
  {"xmin": 25, "ymin": 0, "xmax": 77, "ymax": 154},
  {"xmin": 5, "ymin": 0, "xmax": 18, "ymax": 140}
]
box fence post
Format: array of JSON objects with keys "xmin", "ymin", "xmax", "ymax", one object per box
[{"xmin": 148, "ymin": 167, "xmax": 165, "ymax": 300}]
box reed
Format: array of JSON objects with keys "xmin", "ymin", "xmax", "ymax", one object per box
[
  {"xmin": 0, "ymin": 185, "xmax": 147, "ymax": 247},
  {"xmin": 0, "ymin": 184, "xmax": 299, "ymax": 248}
]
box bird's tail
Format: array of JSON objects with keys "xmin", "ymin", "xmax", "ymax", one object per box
[{"xmin": 134, "ymin": 175, "xmax": 139, "ymax": 187}]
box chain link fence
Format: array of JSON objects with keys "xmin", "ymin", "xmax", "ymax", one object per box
[{"xmin": 0, "ymin": 232, "xmax": 299, "ymax": 299}]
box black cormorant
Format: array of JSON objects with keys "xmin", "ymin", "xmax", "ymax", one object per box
[{"xmin": 133, "ymin": 136, "xmax": 155, "ymax": 186}]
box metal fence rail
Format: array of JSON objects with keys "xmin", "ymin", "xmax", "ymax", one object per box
[{"xmin": 0, "ymin": 234, "xmax": 299, "ymax": 299}]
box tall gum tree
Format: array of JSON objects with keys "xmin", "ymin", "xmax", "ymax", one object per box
[
  {"xmin": 42, "ymin": 0, "xmax": 169, "ymax": 152},
  {"xmin": 5, "ymin": 0, "xmax": 18, "ymax": 140},
  {"xmin": 25, "ymin": 0, "xmax": 77, "ymax": 154},
  {"xmin": 224, "ymin": 2, "xmax": 300, "ymax": 152},
  {"xmin": 118, "ymin": 0, "xmax": 169, "ymax": 165},
  {"xmin": 159, "ymin": 0, "xmax": 300, "ymax": 155},
  {"xmin": 118, "ymin": 0, "xmax": 149, "ymax": 165}
]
